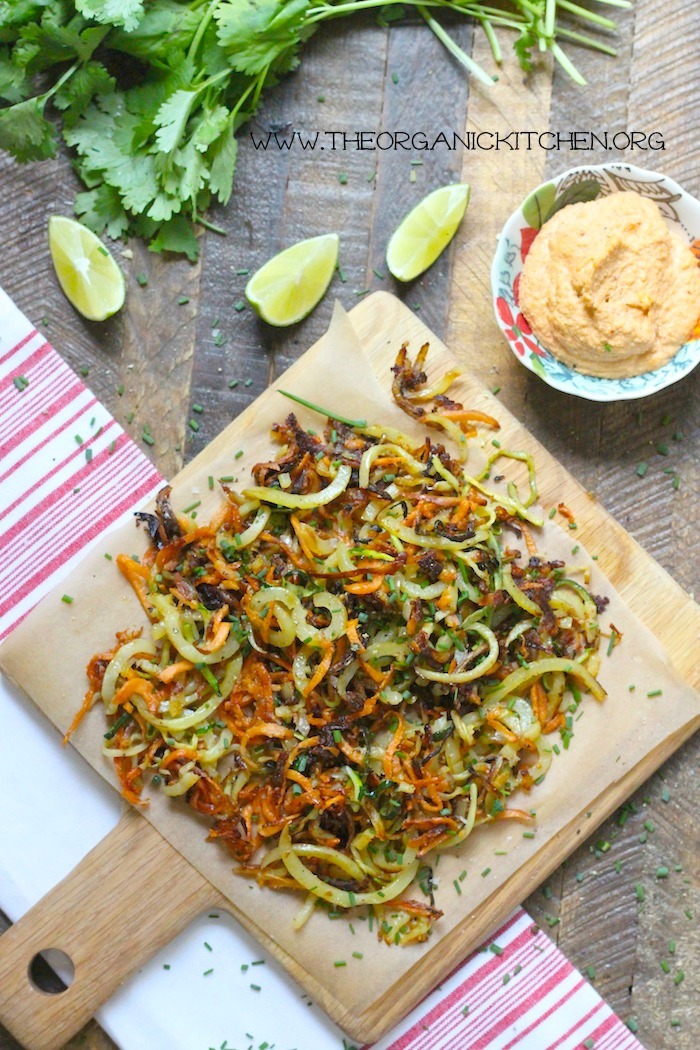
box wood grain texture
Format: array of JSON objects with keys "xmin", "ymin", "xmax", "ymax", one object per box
[
  {"xmin": 0, "ymin": 812, "xmax": 218, "ymax": 1050},
  {"xmin": 1, "ymin": 2, "xmax": 699, "ymax": 1046}
]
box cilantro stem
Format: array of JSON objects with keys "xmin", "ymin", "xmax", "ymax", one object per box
[
  {"xmin": 482, "ymin": 19, "xmax": 502, "ymax": 63},
  {"xmin": 558, "ymin": 0, "xmax": 618, "ymax": 28},
  {"xmin": 417, "ymin": 5, "xmax": 496, "ymax": 86},
  {"xmin": 42, "ymin": 61, "xmax": 80, "ymax": 103},
  {"xmin": 550, "ymin": 41, "xmax": 586, "ymax": 85},
  {"xmin": 196, "ymin": 216, "xmax": 228, "ymax": 235},
  {"xmin": 188, "ymin": 0, "xmax": 223, "ymax": 62}
]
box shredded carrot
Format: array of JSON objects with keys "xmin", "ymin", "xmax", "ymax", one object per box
[
  {"xmin": 344, "ymin": 574, "xmax": 384, "ymax": 595},
  {"xmin": 158, "ymin": 660, "xmax": 194, "ymax": 682},
  {"xmin": 302, "ymin": 642, "xmax": 334, "ymax": 697},
  {"xmin": 116, "ymin": 554, "xmax": 152, "ymax": 614}
]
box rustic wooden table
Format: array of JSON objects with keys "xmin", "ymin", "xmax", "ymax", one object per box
[{"xmin": 1, "ymin": 3, "xmax": 698, "ymax": 1048}]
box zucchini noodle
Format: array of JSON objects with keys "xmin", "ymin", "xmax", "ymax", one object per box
[{"xmin": 76, "ymin": 343, "xmax": 610, "ymax": 947}]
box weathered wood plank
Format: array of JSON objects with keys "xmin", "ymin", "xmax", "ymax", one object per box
[
  {"xmin": 361, "ymin": 16, "xmax": 475, "ymax": 341},
  {"xmin": 0, "ymin": 151, "xmax": 200, "ymax": 480}
]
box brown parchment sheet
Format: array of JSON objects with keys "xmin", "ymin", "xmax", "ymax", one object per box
[{"xmin": 1, "ymin": 301, "xmax": 699, "ymax": 1014}]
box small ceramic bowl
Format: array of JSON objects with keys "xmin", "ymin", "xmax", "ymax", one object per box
[{"xmin": 491, "ymin": 163, "xmax": 700, "ymax": 401}]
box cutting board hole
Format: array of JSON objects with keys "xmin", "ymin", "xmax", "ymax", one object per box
[{"xmin": 28, "ymin": 949, "xmax": 75, "ymax": 994}]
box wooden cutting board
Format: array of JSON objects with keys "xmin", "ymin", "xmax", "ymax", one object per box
[{"xmin": 1, "ymin": 293, "xmax": 698, "ymax": 1050}]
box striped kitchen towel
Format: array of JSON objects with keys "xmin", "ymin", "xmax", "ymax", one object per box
[{"xmin": 0, "ymin": 285, "xmax": 642, "ymax": 1050}]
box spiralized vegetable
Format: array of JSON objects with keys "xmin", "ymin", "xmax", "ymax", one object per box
[{"xmin": 73, "ymin": 343, "xmax": 609, "ymax": 946}]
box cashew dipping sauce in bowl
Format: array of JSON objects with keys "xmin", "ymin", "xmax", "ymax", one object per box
[{"xmin": 491, "ymin": 163, "xmax": 700, "ymax": 402}]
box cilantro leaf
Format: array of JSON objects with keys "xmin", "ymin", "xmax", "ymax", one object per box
[
  {"xmin": 153, "ymin": 88, "xmax": 198, "ymax": 154},
  {"xmin": 0, "ymin": 95, "xmax": 55, "ymax": 161},
  {"xmin": 215, "ymin": 0, "xmax": 310, "ymax": 75},
  {"xmin": 15, "ymin": 18, "xmax": 109, "ymax": 73},
  {"xmin": 74, "ymin": 183, "xmax": 130, "ymax": 239},
  {"xmin": 193, "ymin": 104, "xmax": 229, "ymax": 152},
  {"xmin": 207, "ymin": 117, "xmax": 238, "ymax": 205},
  {"xmin": 54, "ymin": 60, "xmax": 115, "ymax": 126},
  {"xmin": 0, "ymin": 50, "xmax": 26, "ymax": 103},
  {"xmin": 74, "ymin": 0, "xmax": 146, "ymax": 33},
  {"xmin": 148, "ymin": 214, "xmax": 199, "ymax": 261}
]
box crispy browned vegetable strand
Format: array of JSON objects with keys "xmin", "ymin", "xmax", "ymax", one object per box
[{"xmin": 72, "ymin": 344, "xmax": 607, "ymax": 945}]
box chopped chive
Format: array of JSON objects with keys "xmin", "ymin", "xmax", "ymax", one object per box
[
  {"xmin": 278, "ymin": 390, "xmax": 366, "ymax": 428},
  {"xmin": 235, "ymin": 449, "xmax": 244, "ymax": 459},
  {"xmin": 12, "ymin": 374, "xmax": 29, "ymax": 391},
  {"xmin": 635, "ymin": 883, "xmax": 645, "ymax": 902},
  {"xmin": 204, "ymin": 942, "xmax": 212, "ymax": 951},
  {"xmin": 189, "ymin": 419, "xmax": 200, "ymax": 432},
  {"xmin": 489, "ymin": 943, "xmax": 503, "ymax": 956},
  {"xmin": 647, "ymin": 689, "xmax": 662, "ymax": 697},
  {"xmin": 135, "ymin": 272, "xmax": 148, "ymax": 287},
  {"xmin": 250, "ymin": 982, "xmax": 261, "ymax": 990},
  {"xmin": 61, "ymin": 594, "xmax": 74, "ymax": 604},
  {"xmin": 352, "ymin": 951, "xmax": 363, "ymax": 959},
  {"xmin": 208, "ymin": 475, "xmax": 214, "ymax": 490},
  {"xmin": 333, "ymin": 960, "xmax": 347, "ymax": 967},
  {"xmin": 234, "ymin": 300, "xmax": 246, "ymax": 312},
  {"xmin": 338, "ymin": 172, "xmax": 348, "ymax": 185},
  {"xmin": 228, "ymin": 379, "xmax": 239, "ymax": 389},
  {"xmin": 103, "ymin": 711, "xmax": 131, "ymax": 739},
  {"xmin": 177, "ymin": 295, "xmax": 190, "ymax": 305},
  {"xmin": 635, "ymin": 462, "xmax": 648, "ymax": 477},
  {"xmin": 674, "ymin": 971, "xmax": 685, "ymax": 986},
  {"xmin": 192, "ymin": 403, "xmax": 204, "ymax": 414}
]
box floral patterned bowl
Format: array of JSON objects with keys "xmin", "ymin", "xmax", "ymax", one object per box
[{"xmin": 491, "ymin": 163, "xmax": 700, "ymax": 401}]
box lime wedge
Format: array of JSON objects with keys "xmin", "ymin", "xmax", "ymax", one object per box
[
  {"xmin": 48, "ymin": 216, "xmax": 125, "ymax": 322},
  {"xmin": 245, "ymin": 233, "xmax": 339, "ymax": 326},
  {"xmin": 386, "ymin": 183, "xmax": 470, "ymax": 282}
]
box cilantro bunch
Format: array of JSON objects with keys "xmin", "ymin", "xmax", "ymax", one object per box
[{"xmin": 0, "ymin": 0, "xmax": 628, "ymax": 260}]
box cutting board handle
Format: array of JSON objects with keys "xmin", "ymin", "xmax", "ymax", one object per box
[{"xmin": 0, "ymin": 809, "xmax": 217, "ymax": 1050}]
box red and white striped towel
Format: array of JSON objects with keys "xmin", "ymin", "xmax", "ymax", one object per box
[{"xmin": 0, "ymin": 286, "xmax": 642, "ymax": 1050}]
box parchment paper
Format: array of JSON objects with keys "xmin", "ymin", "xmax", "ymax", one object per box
[{"xmin": 1, "ymin": 302, "xmax": 698, "ymax": 1015}]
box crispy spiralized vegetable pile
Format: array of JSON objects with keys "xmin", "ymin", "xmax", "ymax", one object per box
[{"xmin": 71, "ymin": 344, "xmax": 608, "ymax": 945}]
